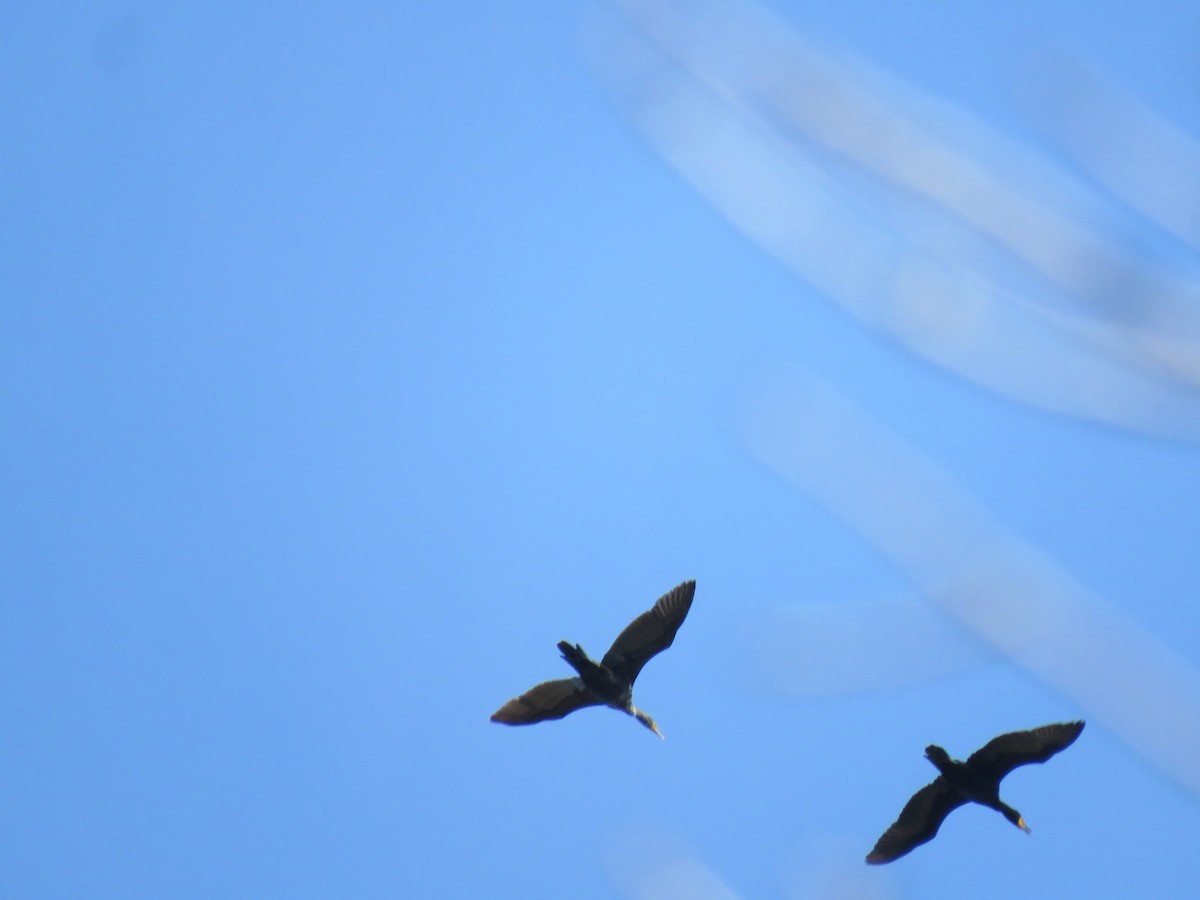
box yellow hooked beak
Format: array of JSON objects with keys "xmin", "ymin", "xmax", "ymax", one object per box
[
  {"xmin": 651, "ymin": 722, "xmax": 664, "ymax": 739},
  {"xmin": 1017, "ymin": 817, "xmax": 1032, "ymax": 834}
]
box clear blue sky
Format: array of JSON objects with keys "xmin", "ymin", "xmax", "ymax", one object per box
[{"xmin": 5, "ymin": 2, "xmax": 1200, "ymax": 898}]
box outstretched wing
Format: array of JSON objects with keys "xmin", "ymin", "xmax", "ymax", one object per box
[
  {"xmin": 601, "ymin": 580, "xmax": 696, "ymax": 684},
  {"xmin": 967, "ymin": 721, "xmax": 1085, "ymax": 782},
  {"xmin": 866, "ymin": 777, "xmax": 966, "ymax": 864},
  {"xmin": 490, "ymin": 678, "xmax": 598, "ymax": 725}
]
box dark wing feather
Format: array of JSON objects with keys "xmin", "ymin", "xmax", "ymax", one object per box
[
  {"xmin": 601, "ymin": 580, "xmax": 696, "ymax": 683},
  {"xmin": 490, "ymin": 678, "xmax": 598, "ymax": 725},
  {"xmin": 866, "ymin": 777, "xmax": 966, "ymax": 864},
  {"xmin": 966, "ymin": 721, "xmax": 1085, "ymax": 782}
]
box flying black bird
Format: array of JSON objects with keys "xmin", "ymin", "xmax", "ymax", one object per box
[
  {"xmin": 490, "ymin": 580, "xmax": 695, "ymax": 738},
  {"xmin": 866, "ymin": 720, "xmax": 1085, "ymax": 864}
]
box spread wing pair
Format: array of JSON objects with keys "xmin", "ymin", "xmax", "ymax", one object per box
[
  {"xmin": 490, "ymin": 582, "xmax": 1085, "ymax": 862},
  {"xmin": 490, "ymin": 580, "xmax": 695, "ymax": 736},
  {"xmin": 867, "ymin": 721, "xmax": 1085, "ymax": 863}
]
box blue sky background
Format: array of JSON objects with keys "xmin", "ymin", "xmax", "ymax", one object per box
[{"xmin": 5, "ymin": 2, "xmax": 1200, "ymax": 898}]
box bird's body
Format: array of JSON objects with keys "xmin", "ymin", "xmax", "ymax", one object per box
[
  {"xmin": 490, "ymin": 580, "xmax": 695, "ymax": 738},
  {"xmin": 866, "ymin": 721, "xmax": 1085, "ymax": 864},
  {"xmin": 558, "ymin": 641, "xmax": 632, "ymax": 707}
]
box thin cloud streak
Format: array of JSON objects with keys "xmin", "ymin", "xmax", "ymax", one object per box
[
  {"xmin": 607, "ymin": 832, "xmax": 744, "ymax": 900},
  {"xmin": 1025, "ymin": 56, "xmax": 1200, "ymax": 254},
  {"xmin": 745, "ymin": 372, "xmax": 1200, "ymax": 799},
  {"xmin": 595, "ymin": 0, "xmax": 1200, "ymax": 437},
  {"xmin": 744, "ymin": 593, "xmax": 994, "ymax": 698}
]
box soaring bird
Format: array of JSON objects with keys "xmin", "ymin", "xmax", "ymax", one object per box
[
  {"xmin": 866, "ymin": 720, "xmax": 1085, "ymax": 864},
  {"xmin": 490, "ymin": 580, "xmax": 695, "ymax": 738}
]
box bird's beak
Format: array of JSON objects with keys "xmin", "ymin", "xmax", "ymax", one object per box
[
  {"xmin": 1018, "ymin": 817, "xmax": 1032, "ymax": 834},
  {"xmin": 651, "ymin": 722, "xmax": 664, "ymax": 740}
]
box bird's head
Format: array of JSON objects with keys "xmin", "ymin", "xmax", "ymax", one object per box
[
  {"xmin": 633, "ymin": 708, "xmax": 664, "ymax": 739},
  {"xmin": 1002, "ymin": 807, "xmax": 1032, "ymax": 834},
  {"xmin": 923, "ymin": 744, "xmax": 953, "ymax": 771}
]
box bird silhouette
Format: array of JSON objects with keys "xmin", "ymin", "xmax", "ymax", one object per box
[
  {"xmin": 867, "ymin": 721, "xmax": 1085, "ymax": 863},
  {"xmin": 491, "ymin": 580, "xmax": 695, "ymax": 738}
]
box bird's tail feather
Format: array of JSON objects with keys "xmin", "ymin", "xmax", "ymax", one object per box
[{"xmin": 558, "ymin": 641, "xmax": 594, "ymax": 676}]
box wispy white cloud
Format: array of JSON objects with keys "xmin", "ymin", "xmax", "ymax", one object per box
[
  {"xmin": 745, "ymin": 372, "xmax": 1200, "ymax": 798},
  {"xmin": 594, "ymin": 0, "xmax": 1200, "ymax": 437},
  {"xmin": 607, "ymin": 831, "xmax": 744, "ymax": 900}
]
